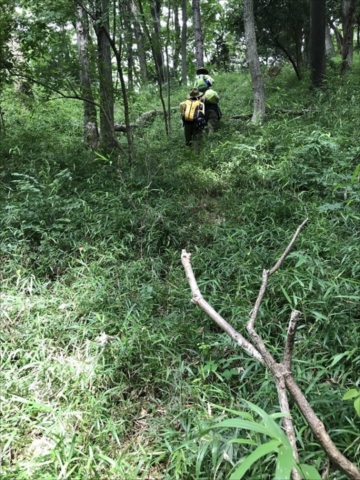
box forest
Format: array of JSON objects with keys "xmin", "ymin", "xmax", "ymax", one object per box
[{"xmin": 0, "ymin": 0, "xmax": 359, "ymax": 479}]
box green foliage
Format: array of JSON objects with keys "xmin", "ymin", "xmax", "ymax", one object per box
[
  {"xmin": 206, "ymin": 401, "xmax": 321, "ymax": 480},
  {"xmin": 343, "ymin": 389, "xmax": 360, "ymax": 417},
  {"xmin": 1, "ymin": 61, "xmax": 360, "ymax": 479}
]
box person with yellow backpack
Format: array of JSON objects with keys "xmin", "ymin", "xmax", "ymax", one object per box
[{"xmin": 180, "ymin": 88, "xmax": 206, "ymax": 148}]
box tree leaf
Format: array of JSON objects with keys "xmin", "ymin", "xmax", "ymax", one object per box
[
  {"xmin": 330, "ymin": 351, "xmax": 350, "ymax": 367},
  {"xmin": 229, "ymin": 439, "xmax": 280, "ymax": 480},
  {"xmin": 354, "ymin": 397, "xmax": 360, "ymax": 417},
  {"xmin": 215, "ymin": 419, "xmax": 273, "ymax": 437},
  {"xmin": 243, "ymin": 400, "xmax": 290, "ymax": 445},
  {"xmin": 274, "ymin": 445, "xmax": 295, "ymax": 480},
  {"xmin": 342, "ymin": 389, "xmax": 360, "ymax": 400},
  {"xmin": 295, "ymin": 463, "xmax": 322, "ymax": 480},
  {"xmin": 228, "ymin": 438, "xmax": 257, "ymax": 445},
  {"xmin": 210, "ymin": 404, "xmax": 254, "ymax": 421}
]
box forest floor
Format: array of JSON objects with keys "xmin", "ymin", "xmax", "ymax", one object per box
[{"xmin": 0, "ymin": 63, "xmax": 360, "ymax": 479}]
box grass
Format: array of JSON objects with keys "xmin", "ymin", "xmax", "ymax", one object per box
[{"xmin": 0, "ymin": 63, "xmax": 360, "ymax": 479}]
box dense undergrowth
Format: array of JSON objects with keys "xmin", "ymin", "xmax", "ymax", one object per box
[{"xmin": 1, "ymin": 62, "xmax": 359, "ymax": 479}]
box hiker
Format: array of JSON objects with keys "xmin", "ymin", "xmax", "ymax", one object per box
[
  {"xmin": 180, "ymin": 88, "xmax": 206, "ymax": 148},
  {"xmin": 203, "ymin": 87, "xmax": 222, "ymax": 133},
  {"xmin": 194, "ymin": 67, "xmax": 214, "ymax": 93}
]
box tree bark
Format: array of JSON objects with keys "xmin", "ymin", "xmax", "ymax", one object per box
[
  {"xmin": 129, "ymin": 0, "xmax": 148, "ymax": 84},
  {"xmin": 181, "ymin": 0, "xmax": 187, "ymax": 84},
  {"xmin": 150, "ymin": 0, "xmax": 165, "ymax": 83},
  {"xmin": 192, "ymin": 0, "xmax": 204, "ymax": 68},
  {"xmin": 93, "ymin": 0, "xmax": 115, "ymax": 149},
  {"xmin": 122, "ymin": 0, "xmax": 134, "ymax": 90},
  {"xmin": 310, "ymin": 0, "xmax": 326, "ymax": 88},
  {"xmin": 138, "ymin": 0, "xmax": 169, "ymax": 135},
  {"xmin": 243, "ymin": 0, "xmax": 266, "ymax": 124},
  {"xmin": 173, "ymin": 2, "xmax": 181, "ymax": 77},
  {"xmin": 328, "ymin": 17, "xmax": 343, "ymax": 53},
  {"xmin": 74, "ymin": 2, "xmax": 99, "ymax": 147},
  {"xmin": 325, "ymin": 24, "xmax": 335, "ymax": 56},
  {"xmin": 341, "ymin": 0, "xmax": 355, "ymax": 74}
]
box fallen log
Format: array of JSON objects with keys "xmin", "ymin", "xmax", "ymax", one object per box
[
  {"xmin": 114, "ymin": 108, "xmax": 178, "ymax": 132},
  {"xmin": 229, "ymin": 107, "xmax": 315, "ymax": 121}
]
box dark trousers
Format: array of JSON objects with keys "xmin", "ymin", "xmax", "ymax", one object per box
[{"xmin": 183, "ymin": 121, "xmax": 203, "ymax": 149}]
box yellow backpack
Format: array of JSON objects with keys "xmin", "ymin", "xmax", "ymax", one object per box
[{"xmin": 181, "ymin": 99, "xmax": 205, "ymax": 122}]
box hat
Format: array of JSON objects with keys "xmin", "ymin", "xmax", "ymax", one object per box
[
  {"xmin": 188, "ymin": 88, "xmax": 203, "ymax": 99},
  {"xmin": 196, "ymin": 66, "xmax": 209, "ymax": 74}
]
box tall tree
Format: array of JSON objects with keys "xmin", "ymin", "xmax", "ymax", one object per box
[
  {"xmin": 341, "ymin": 0, "xmax": 355, "ymax": 73},
  {"xmin": 173, "ymin": 2, "xmax": 181, "ymax": 77},
  {"xmin": 138, "ymin": 0, "xmax": 169, "ymax": 134},
  {"xmin": 121, "ymin": 0, "xmax": 134, "ymax": 90},
  {"xmin": 192, "ymin": 0, "xmax": 204, "ymax": 68},
  {"xmin": 150, "ymin": 0, "xmax": 165, "ymax": 83},
  {"xmin": 181, "ymin": 0, "xmax": 187, "ymax": 84},
  {"xmin": 325, "ymin": 24, "xmax": 335, "ymax": 55},
  {"xmin": 243, "ymin": 0, "xmax": 265, "ymax": 124},
  {"xmin": 310, "ymin": 0, "xmax": 326, "ymax": 87},
  {"xmin": 129, "ymin": 0, "xmax": 147, "ymax": 84},
  {"xmin": 74, "ymin": 1, "xmax": 99, "ymax": 147},
  {"xmin": 93, "ymin": 0, "xmax": 115, "ymax": 149}
]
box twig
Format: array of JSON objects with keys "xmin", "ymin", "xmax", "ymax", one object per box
[
  {"xmin": 181, "ymin": 219, "xmax": 360, "ymax": 480},
  {"xmin": 269, "ymin": 218, "xmax": 308, "ymax": 276},
  {"xmin": 283, "ymin": 310, "xmax": 301, "ymax": 370},
  {"xmin": 181, "ymin": 250, "xmax": 264, "ymax": 364}
]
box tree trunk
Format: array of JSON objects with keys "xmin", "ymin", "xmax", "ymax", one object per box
[
  {"xmin": 129, "ymin": 0, "xmax": 148, "ymax": 84},
  {"xmin": 173, "ymin": 3, "xmax": 181, "ymax": 78},
  {"xmin": 122, "ymin": 1, "xmax": 134, "ymax": 90},
  {"xmin": 310, "ymin": 0, "xmax": 326, "ymax": 87},
  {"xmin": 341, "ymin": 0, "xmax": 355, "ymax": 74},
  {"xmin": 192, "ymin": 0, "xmax": 204, "ymax": 68},
  {"xmin": 328, "ymin": 17, "xmax": 343, "ymax": 53},
  {"xmin": 243, "ymin": 0, "xmax": 266, "ymax": 124},
  {"xmin": 181, "ymin": 0, "xmax": 187, "ymax": 84},
  {"xmin": 93, "ymin": 0, "xmax": 115, "ymax": 149},
  {"xmin": 150, "ymin": 0, "xmax": 165, "ymax": 83},
  {"xmin": 325, "ymin": 24, "xmax": 335, "ymax": 56},
  {"xmin": 74, "ymin": 2, "xmax": 99, "ymax": 147},
  {"xmin": 138, "ymin": 0, "xmax": 169, "ymax": 135}
]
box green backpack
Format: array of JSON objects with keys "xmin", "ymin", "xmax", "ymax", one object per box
[
  {"xmin": 194, "ymin": 75, "xmax": 213, "ymax": 93},
  {"xmin": 204, "ymin": 89, "xmax": 219, "ymax": 104}
]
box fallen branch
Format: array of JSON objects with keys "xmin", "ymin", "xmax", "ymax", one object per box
[
  {"xmin": 114, "ymin": 108, "xmax": 178, "ymax": 133},
  {"xmin": 229, "ymin": 108, "xmax": 315, "ymax": 121},
  {"xmin": 181, "ymin": 219, "xmax": 360, "ymax": 480}
]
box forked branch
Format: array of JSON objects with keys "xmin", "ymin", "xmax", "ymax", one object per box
[{"xmin": 181, "ymin": 219, "xmax": 360, "ymax": 480}]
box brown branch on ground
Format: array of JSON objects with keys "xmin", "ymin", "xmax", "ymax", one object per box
[
  {"xmin": 229, "ymin": 109, "xmax": 315, "ymax": 121},
  {"xmin": 114, "ymin": 108, "xmax": 178, "ymax": 133},
  {"xmin": 283, "ymin": 310, "xmax": 301, "ymax": 370},
  {"xmin": 181, "ymin": 219, "xmax": 360, "ymax": 480}
]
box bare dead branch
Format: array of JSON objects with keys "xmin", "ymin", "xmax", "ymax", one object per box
[
  {"xmin": 321, "ymin": 459, "xmax": 330, "ymax": 480},
  {"xmin": 269, "ymin": 218, "xmax": 308, "ymax": 276},
  {"xmin": 283, "ymin": 310, "xmax": 301, "ymax": 369},
  {"xmin": 181, "ymin": 250, "xmax": 264, "ymax": 364},
  {"xmin": 248, "ymin": 269, "xmax": 269, "ymax": 331},
  {"xmin": 181, "ymin": 219, "xmax": 360, "ymax": 480},
  {"xmin": 229, "ymin": 113, "xmax": 253, "ymax": 120},
  {"xmin": 229, "ymin": 109, "xmax": 316, "ymax": 121},
  {"xmin": 285, "ymin": 376, "xmax": 360, "ymax": 479},
  {"xmin": 274, "ymin": 375, "xmax": 301, "ymax": 480},
  {"xmin": 114, "ymin": 108, "xmax": 178, "ymax": 133}
]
